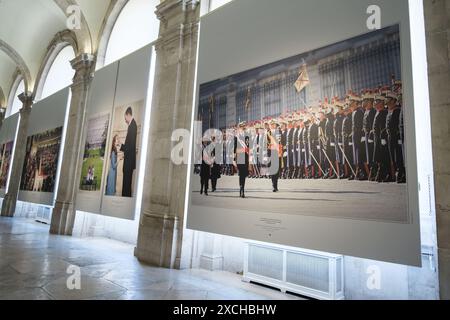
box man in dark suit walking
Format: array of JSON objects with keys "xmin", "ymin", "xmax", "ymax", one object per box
[{"xmin": 120, "ymin": 107, "xmax": 137, "ymax": 197}]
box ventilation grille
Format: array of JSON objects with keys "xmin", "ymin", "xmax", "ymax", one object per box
[
  {"xmin": 245, "ymin": 243, "xmax": 344, "ymax": 300},
  {"xmin": 36, "ymin": 206, "xmax": 51, "ymax": 224},
  {"xmin": 248, "ymin": 245, "xmax": 284, "ymax": 280},
  {"xmin": 286, "ymin": 251, "xmax": 329, "ymax": 292}
]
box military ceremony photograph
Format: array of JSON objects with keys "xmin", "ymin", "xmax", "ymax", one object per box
[
  {"xmin": 19, "ymin": 127, "xmax": 63, "ymax": 193},
  {"xmin": 191, "ymin": 25, "xmax": 408, "ymax": 223}
]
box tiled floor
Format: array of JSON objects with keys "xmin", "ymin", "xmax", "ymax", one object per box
[{"xmin": 0, "ymin": 217, "xmax": 302, "ymax": 300}]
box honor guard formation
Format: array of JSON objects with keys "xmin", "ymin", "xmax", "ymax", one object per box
[{"xmin": 196, "ymin": 79, "xmax": 406, "ymax": 198}]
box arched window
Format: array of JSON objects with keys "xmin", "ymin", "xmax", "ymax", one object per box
[
  {"xmin": 104, "ymin": 0, "xmax": 160, "ymax": 66},
  {"xmin": 6, "ymin": 78, "xmax": 25, "ymax": 118},
  {"xmin": 40, "ymin": 46, "xmax": 76, "ymax": 100},
  {"xmin": 209, "ymin": 0, "xmax": 234, "ymax": 11}
]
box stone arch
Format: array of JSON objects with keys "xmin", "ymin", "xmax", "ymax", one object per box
[
  {"xmin": 0, "ymin": 40, "xmax": 32, "ymax": 94},
  {"xmin": 53, "ymin": 0, "xmax": 93, "ymax": 54},
  {"xmin": 5, "ymin": 71, "xmax": 25, "ymax": 117},
  {"xmin": 96, "ymin": 0, "xmax": 130, "ymax": 69},
  {"xmin": 33, "ymin": 30, "xmax": 79, "ymax": 100}
]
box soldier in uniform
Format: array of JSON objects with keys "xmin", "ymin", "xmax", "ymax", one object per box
[
  {"xmin": 234, "ymin": 122, "xmax": 250, "ymax": 198},
  {"xmin": 260, "ymin": 121, "xmax": 270, "ymax": 178},
  {"xmin": 301, "ymin": 118, "xmax": 310, "ymax": 179},
  {"xmin": 386, "ymin": 91, "xmax": 402, "ymax": 183},
  {"xmin": 333, "ymin": 101, "xmax": 345, "ymax": 178},
  {"xmin": 362, "ymin": 91, "xmax": 377, "ymax": 180},
  {"xmin": 318, "ymin": 109, "xmax": 328, "ymax": 177},
  {"xmin": 256, "ymin": 123, "xmax": 264, "ymax": 178},
  {"xmin": 268, "ymin": 120, "xmax": 282, "ymax": 192},
  {"xmin": 280, "ymin": 121, "xmax": 288, "ymax": 179},
  {"xmin": 350, "ymin": 92, "xmax": 367, "ymax": 180},
  {"xmin": 221, "ymin": 129, "xmax": 227, "ymax": 175},
  {"xmin": 372, "ymin": 93, "xmax": 390, "ymax": 183},
  {"xmin": 292, "ymin": 118, "xmax": 301, "ymax": 179},
  {"xmin": 342, "ymin": 102, "xmax": 354, "ymax": 179},
  {"xmin": 324, "ymin": 106, "xmax": 337, "ymax": 179},
  {"xmin": 225, "ymin": 128, "xmax": 235, "ymax": 176},
  {"xmin": 296, "ymin": 118, "xmax": 304, "ymax": 179},
  {"xmin": 308, "ymin": 114, "xmax": 321, "ymax": 179},
  {"xmin": 286, "ymin": 119, "xmax": 296, "ymax": 179},
  {"xmin": 249, "ymin": 124, "xmax": 259, "ymax": 178}
]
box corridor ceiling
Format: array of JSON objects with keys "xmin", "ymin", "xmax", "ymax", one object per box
[{"xmin": 0, "ymin": 0, "xmax": 114, "ymax": 105}]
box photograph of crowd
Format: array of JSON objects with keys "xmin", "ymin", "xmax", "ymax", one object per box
[
  {"xmin": 20, "ymin": 127, "xmax": 63, "ymax": 193},
  {"xmin": 0, "ymin": 141, "xmax": 13, "ymax": 189},
  {"xmin": 104, "ymin": 100, "xmax": 142, "ymax": 198},
  {"xmin": 191, "ymin": 25, "xmax": 409, "ymax": 223},
  {"xmin": 80, "ymin": 114, "xmax": 110, "ymax": 191}
]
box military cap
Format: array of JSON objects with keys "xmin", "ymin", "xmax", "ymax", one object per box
[
  {"xmin": 385, "ymin": 92, "xmax": 398, "ymax": 100},
  {"xmin": 347, "ymin": 91, "xmax": 362, "ymax": 102},
  {"xmin": 362, "ymin": 90, "xmax": 375, "ymax": 100}
]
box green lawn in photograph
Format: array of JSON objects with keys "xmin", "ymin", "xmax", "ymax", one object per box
[{"xmin": 79, "ymin": 149, "xmax": 105, "ymax": 191}]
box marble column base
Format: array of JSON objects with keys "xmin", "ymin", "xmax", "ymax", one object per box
[
  {"xmin": 135, "ymin": 212, "xmax": 180, "ymax": 268},
  {"xmin": 438, "ymin": 248, "xmax": 450, "ymax": 299},
  {"xmin": 200, "ymin": 254, "xmax": 224, "ymax": 271},
  {"xmin": 0, "ymin": 193, "xmax": 17, "ymax": 217},
  {"xmin": 50, "ymin": 200, "xmax": 75, "ymax": 235}
]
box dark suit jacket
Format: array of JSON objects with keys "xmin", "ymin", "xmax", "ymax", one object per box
[{"xmin": 121, "ymin": 119, "xmax": 137, "ymax": 173}]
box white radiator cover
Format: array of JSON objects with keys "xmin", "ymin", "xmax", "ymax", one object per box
[
  {"xmin": 35, "ymin": 205, "xmax": 52, "ymax": 224},
  {"xmin": 244, "ymin": 242, "xmax": 344, "ymax": 300}
]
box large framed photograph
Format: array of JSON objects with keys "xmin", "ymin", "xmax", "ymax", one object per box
[
  {"xmin": 188, "ymin": 0, "xmax": 427, "ymax": 267},
  {"xmin": 79, "ymin": 113, "xmax": 110, "ymax": 192},
  {"xmin": 192, "ymin": 25, "xmax": 406, "ymax": 222},
  {"xmin": 20, "ymin": 127, "xmax": 63, "ymax": 193},
  {"xmin": 104, "ymin": 100, "xmax": 143, "ymax": 198},
  {"xmin": 0, "ymin": 141, "xmax": 14, "ymax": 189},
  {"xmin": 0, "ymin": 141, "xmax": 13, "ymax": 189}
]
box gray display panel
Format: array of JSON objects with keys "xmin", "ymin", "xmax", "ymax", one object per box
[
  {"xmin": 187, "ymin": 0, "xmax": 428, "ymax": 266},
  {"xmin": 18, "ymin": 88, "xmax": 70, "ymax": 206}
]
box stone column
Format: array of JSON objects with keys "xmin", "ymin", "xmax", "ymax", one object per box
[
  {"xmin": 1, "ymin": 93, "xmax": 33, "ymax": 217},
  {"xmin": 423, "ymin": 0, "xmax": 450, "ymax": 300},
  {"xmin": 0, "ymin": 108, "xmax": 5, "ymax": 129},
  {"xmin": 135, "ymin": 0, "xmax": 200, "ymax": 269},
  {"xmin": 50, "ymin": 53, "xmax": 96, "ymax": 235}
]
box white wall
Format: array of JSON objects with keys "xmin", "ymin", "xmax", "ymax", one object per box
[
  {"xmin": 209, "ymin": 0, "xmax": 234, "ymax": 12},
  {"xmin": 73, "ymin": 211, "xmax": 139, "ymax": 244}
]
